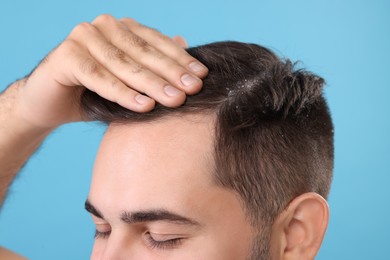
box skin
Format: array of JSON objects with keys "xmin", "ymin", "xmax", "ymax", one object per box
[
  {"xmin": 0, "ymin": 14, "xmax": 208, "ymax": 205},
  {"xmin": 0, "ymin": 247, "xmax": 27, "ymax": 260},
  {"xmin": 87, "ymin": 115, "xmax": 330, "ymax": 260},
  {"xmin": 0, "ymin": 15, "xmax": 206, "ymax": 257},
  {"xmin": 0, "ymin": 15, "xmax": 330, "ymax": 259},
  {"xmin": 88, "ymin": 115, "xmax": 254, "ymax": 259}
]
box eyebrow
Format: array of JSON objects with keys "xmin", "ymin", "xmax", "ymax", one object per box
[
  {"xmin": 121, "ymin": 210, "xmax": 200, "ymax": 226},
  {"xmin": 84, "ymin": 199, "xmax": 200, "ymax": 227},
  {"xmin": 85, "ymin": 199, "xmax": 104, "ymax": 219}
]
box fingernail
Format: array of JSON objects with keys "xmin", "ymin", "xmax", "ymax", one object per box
[
  {"xmin": 181, "ymin": 74, "xmax": 200, "ymax": 87},
  {"xmin": 135, "ymin": 94, "xmax": 150, "ymax": 104},
  {"xmin": 189, "ymin": 61, "xmax": 207, "ymax": 73},
  {"xmin": 164, "ymin": 85, "xmax": 183, "ymax": 97}
]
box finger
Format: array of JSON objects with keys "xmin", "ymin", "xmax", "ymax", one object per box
[
  {"xmin": 92, "ymin": 15, "xmax": 203, "ymax": 95},
  {"xmin": 59, "ymin": 39, "xmax": 156, "ymax": 112},
  {"xmin": 75, "ymin": 58, "xmax": 156, "ymax": 112},
  {"xmin": 172, "ymin": 35, "xmax": 188, "ymax": 48},
  {"xmin": 120, "ymin": 18, "xmax": 208, "ymax": 78},
  {"xmin": 68, "ymin": 22, "xmax": 186, "ymax": 108}
]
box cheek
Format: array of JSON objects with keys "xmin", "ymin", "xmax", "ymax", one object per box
[
  {"xmin": 196, "ymin": 232, "xmax": 252, "ymax": 260},
  {"xmin": 194, "ymin": 194, "xmax": 254, "ymax": 259}
]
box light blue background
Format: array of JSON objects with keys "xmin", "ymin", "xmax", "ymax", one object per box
[{"xmin": 0, "ymin": 0, "xmax": 389, "ymax": 259}]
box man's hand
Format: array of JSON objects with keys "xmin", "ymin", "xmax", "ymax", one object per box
[
  {"xmin": 1, "ymin": 15, "xmax": 206, "ymax": 256},
  {"xmin": 14, "ymin": 14, "xmax": 208, "ymax": 130},
  {"xmin": 0, "ymin": 14, "xmax": 208, "ymax": 212}
]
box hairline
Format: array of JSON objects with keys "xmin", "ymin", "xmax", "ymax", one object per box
[{"xmin": 105, "ymin": 108, "xmax": 263, "ymax": 227}]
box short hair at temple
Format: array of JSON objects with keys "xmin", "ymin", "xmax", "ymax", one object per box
[{"xmin": 80, "ymin": 40, "xmax": 334, "ymax": 246}]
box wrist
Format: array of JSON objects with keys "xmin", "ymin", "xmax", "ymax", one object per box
[{"xmin": 1, "ymin": 80, "xmax": 55, "ymax": 138}]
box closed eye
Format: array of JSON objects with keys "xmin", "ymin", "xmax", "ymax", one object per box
[
  {"xmin": 95, "ymin": 229, "xmax": 111, "ymax": 239},
  {"xmin": 145, "ymin": 232, "xmax": 184, "ymax": 250}
]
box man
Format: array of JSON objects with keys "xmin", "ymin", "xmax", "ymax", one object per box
[{"xmin": 0, "ymin": 15, "xmax": 333, "ymax": 259}]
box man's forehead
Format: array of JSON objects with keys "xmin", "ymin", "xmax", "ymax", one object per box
[
  {"xmin": 94, "ymin": 113, "xmax": 217, "ymax": 179},
  {"xmin": 103, "ymin": 114, "xmax": 216, "ymax": 144},
  {"xmin": 90, "ymin": 114, "xmax": 218, "ymax": 215}
]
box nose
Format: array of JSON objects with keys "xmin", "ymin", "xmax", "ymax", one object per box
[{"xmin": 100, "ymin": 242, "xmax": 127, "ymax": 260}]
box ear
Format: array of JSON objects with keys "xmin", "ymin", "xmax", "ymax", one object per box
[
  {"xmin": 171, "ymin": 35, "xmax": 188, "ymax": 48},
  {"xmin": 270, "ymin": 192, "xmax": 330, "ymax": 260}
]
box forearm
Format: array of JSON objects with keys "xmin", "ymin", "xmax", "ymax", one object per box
[
  {"xmin": 0, "ymin": 80, "xmax": 53, "ymax": 207},
  {"xmin": 0, "ymin": 246, "xmax": 26, "ymax": 260}
]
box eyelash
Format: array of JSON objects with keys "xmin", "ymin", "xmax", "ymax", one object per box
[
  {"xmin": 94, "ymin": 229, "xmax": 111, "ymax": 239},
  {"xmin": 94, "ymin": 230, "xmax": 183, "ymax": 250},
  {"xmin": 146, "ymin": 233, "xmax": 183, "ymax": 250}
]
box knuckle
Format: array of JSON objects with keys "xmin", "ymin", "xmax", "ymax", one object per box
[
  {"xmin": 133, "ymin": 36, "xmax": 148, "ymax": 49},
  {"xmin": 79, "ymin": 58, "xmax": 103, "ymax": 77},
  {"xmin": 121, "ymin": 32, "xmax": 150, "ymax": 51},
  {"xmin": 71, "ymin": 22, "xmax": 97, "ymax": 37},
  {"xmin": 140, "ymin": 41, "xmax": 153, "ymax": 53},
  {"xmin": 104, "ymin": 45, "xmax": 127, "ymax": 63},
  {"xmin": 119, "ymin": 17, "xmax": 137, "ymax": 25},
  {"xmin": 62, "ymin": 39, "xmax": 80, "ymax": 51},
  {"xmin": 58, "ymin": 39, "xmax": 81, "ymax": 56},
  {"xmin": 93, "ymin": 14, "xmax": 116, "ymax": 25},
  {"xmin": 130, "ymin": 63, "xmax": 145, "ymax": 74}
]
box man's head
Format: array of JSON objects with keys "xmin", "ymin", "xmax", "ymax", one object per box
[{"xmin": 82, "ymin": 41, "xmax": 334, "ymax": 259}]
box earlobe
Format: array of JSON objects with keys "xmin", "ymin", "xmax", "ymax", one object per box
[{"xmin": 278, "ymin": 192, "xmax": 329, "ymax": 260}]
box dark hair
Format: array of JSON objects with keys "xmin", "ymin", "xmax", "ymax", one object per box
[{"xmin": 81, "ymin": 40, "xmax": 334, "ymax": 242}]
